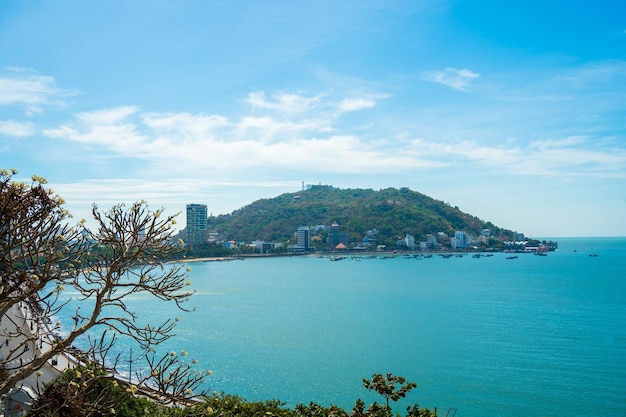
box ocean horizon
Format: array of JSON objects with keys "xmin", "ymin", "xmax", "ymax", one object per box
[{"xmin": 59, "ymin": 237, "xmax": 626, "ymax": 417}]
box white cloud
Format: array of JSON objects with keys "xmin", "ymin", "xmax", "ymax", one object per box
[
  {"xmin": 0, "ymin": 67, "xmax": 74, "ymax": 113},
  {"xmin": 246, "ymin": 91, "xmax": 322, "ymax": 113},
  {"xmin": 406, "ymin": 136, "xmax": 626, "ymax": 178},
  {"xmin": 54, "ymin": 178, "xmax": 198, "ymax": 206},
  {"xmin": 527, "ymin": 135, "xmax": 587, "ymax": 150},
  {"xmin": 237, "ymin": 115, "xmax": 328, "ymax": 140},
  {"xmin": 38, "ymin": 89, "xmax": 626, "ymax": 182},
  {"xmin": 422, "ymin": 67, "xmax": 480, "ymax": 91},
  {"xmin": 76, "ymin": 106, "xmax": 139, "ymax": 125},
  {"xmin": 142, "ymin": 112, "xmax": 230, "ymax": 134},
  {"xmin": 44, "ymin": 106, "xmax": 146, "ymax": 151},
  {"xmin": 41, "ymin": 101, "xmax": 414, "ymax": 175},
  {"xmin": 0, "ymin": 120, "xmax": 35, "ymax": 137},
  {"xmin": 337, "ymin": 97, "xmax": 376, "ymax": 112}
]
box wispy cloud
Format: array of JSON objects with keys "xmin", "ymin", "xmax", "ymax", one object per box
[
  {"xmin": 0, "ymin": 120, "xmax": 35, "ymax": 137},
  {"xmin": 246, "ymin": 91, "xmax": 322, "ymax": 113},
  {"xmin": 491, "ymin": 60, "xmax": 626, "ymax": 104},
  {"xmin": 422, "ymin": 67, "xmax": 480, "ymax": 91},
  {"xmin": 39, "ymin": 90, "xmax": 626, "ymax": 182},
  {"xmin": 142, "ymin": 112, "xmax": 229, "ymax": 134},
  {"xmin": 0, "ymin": 67, "xmax": 75, "ymax": 114},
  {"xmin": 76, "ymin": 106, "xmax": 139, "ymax": 125},
  {"xmin": 407, "ymin": 136, "xmax": 626, "ymax": 178},
  {"xmin": 40, "ymin": 100, "xmax": 418, "ymax": 175},
  {"xmin": 44, "ymin": 106, "xmax": 147, "ymax": 155},
  {"xmin": 246, "ymin": 90, "xmax": 380, "ymax": 115},
  {"xmin": 50, "ymin": 177, "xmax": 305, "ymax": 227},
  {"xmin": 337, "ymin": 98, "xmax": 376, "ymax": 112}
]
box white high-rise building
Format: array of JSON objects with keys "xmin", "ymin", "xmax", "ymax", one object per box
[
  {"xmin": 296, "ymin": 226, "xmax": 310, "ymax": 251},
  {"xmin": 186, "ymin": 204, "xmax": 208, "ymax": 246},
  {"xmin": 453, "ymin": 230, "xmax": 468, "ymax": 249},
  {"xmin": 405, "ymin": 233, "xmax": 415, "ymax": 250}
]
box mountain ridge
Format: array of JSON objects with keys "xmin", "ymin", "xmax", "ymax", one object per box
[{"xmin": 205, "ymin": 185, "xmax": 515, "ymax": 246}]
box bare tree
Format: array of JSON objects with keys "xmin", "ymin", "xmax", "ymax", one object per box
[{"xmin": 0, "ymin": 169, "xmax": 206, "ymax": 408}]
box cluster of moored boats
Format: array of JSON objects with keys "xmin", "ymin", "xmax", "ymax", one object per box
[{"xmin": 326, "ymin": 252, "xmax": 501, "ymax": 261}]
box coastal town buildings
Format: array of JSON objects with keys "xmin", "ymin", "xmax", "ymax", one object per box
[
  {"xmin": 184, "ymin": 202, "xmax": 534, "ymax": 255},
  {"xmin": 419, "ymin": 234, "xmax": 439, "ymax": 250}
]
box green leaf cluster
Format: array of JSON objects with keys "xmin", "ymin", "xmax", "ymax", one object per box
[
  {"xmin": 32, "ymin": 371, "xmax": 438, "ymax": 417},
  {"xmin": 122, "ymin": 390, "xmax": 437, "ymax": 417}
]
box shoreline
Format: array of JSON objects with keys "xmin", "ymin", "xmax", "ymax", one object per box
[{"xmin": 176, "ymin": 248, "xmax": 522, "ymax": 263}]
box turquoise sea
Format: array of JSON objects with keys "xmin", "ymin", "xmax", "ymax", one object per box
[{"xmin": 62, "ymin": 237, "xmax": 626, "ymax": 416}]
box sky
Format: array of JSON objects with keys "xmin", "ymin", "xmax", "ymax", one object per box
[{"xmin": 1, "ymin": 0, "xmax": 625, "ymax": 237}]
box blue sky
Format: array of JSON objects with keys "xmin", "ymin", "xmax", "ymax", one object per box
[{"xmin": 1, "ymin": 1, "xmax": 625, "ymax": 237}]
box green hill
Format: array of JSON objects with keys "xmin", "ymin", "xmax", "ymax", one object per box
[{"xmin": 205, "ymin": 185, "xmax": 514, "ymax": 247}]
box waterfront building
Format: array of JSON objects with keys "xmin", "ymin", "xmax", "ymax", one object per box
[
  {"xmin": 251, "ymin": 240, "xmax": 266, "ymax": 253},
  {"xmin": 362, "ymin": 236, "xmax": 376, "ymax": 249},
  {"xmin": 328, "ymin": 222, "xmax": 349, "ymax": 249},
  {"xmin": 328, "ymin": 222, "xmax": 339, "ymax": 249},
  {"xmin": 419, "ymin": 234, "xmax": 438, "ymax": 250},
  {"xmin": 337, "ymin": 233, "xmax": 349, "ymax": 247},
  {"xmin": 296, "ymin": 226, "xmax": 311, "ymax": 252},
  {"xmin": 185, "ymin": 204, "xmax": 208, "ymax": 246},
  {"xmin": 452, "ymin": 230, "xmax": 468, "ymax": 249},
  {"xmin": 405, "ymin": 234, "xmax": 415, "ymax": 250},
  {"xmin": 222, "ymin": 240, "xmax": 237, "ymax": 250}
]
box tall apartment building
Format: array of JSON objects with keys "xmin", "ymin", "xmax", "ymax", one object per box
[
  {"xmin": 296, "ymin": 226, "xmax": 310, "ymax": 252},
  {"xmin": 452, "ymin": 230, "xmax": 468, "ymax": 249},
  {"xmin": 404, "ymin": 233, "xmax": 415, "ymax": 250},
  {"xmin": 328, "ymin": 222, "xmax": 339, "ymax": 249},
  {"xmin": 185, "ymin": 204, "xmax": 208, "ymax": 246}
]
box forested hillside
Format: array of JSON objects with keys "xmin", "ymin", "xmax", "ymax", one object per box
[{"xmin": 205, "ymin": 185, "xmax": 514, "ymax": 246}]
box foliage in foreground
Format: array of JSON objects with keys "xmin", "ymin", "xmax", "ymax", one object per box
[
  {"xmin": 1, "ymin": 169, "xmax": 206, "ymax": 406},
  {"xmin": 124, "ymin": 390, "xmax": 436, "ymax": 417},
  {"xmin": 31, "ymin": 371, "xmax": 438, "ymax": 417}
]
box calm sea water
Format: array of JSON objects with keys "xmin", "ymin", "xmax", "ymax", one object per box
[{"xmin": 61, "ymin": 237, "xmax": 626, "ymax": 416}]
